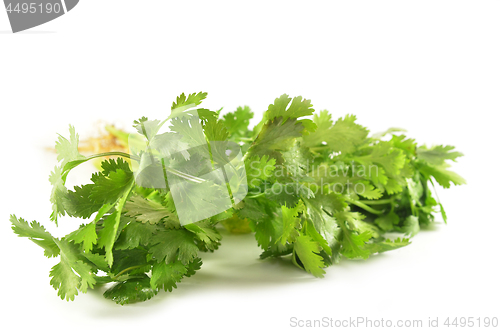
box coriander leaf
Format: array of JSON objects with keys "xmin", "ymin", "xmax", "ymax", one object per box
[
  {"xmin": 279, "ymin": 204, "xmax": 302, "ymax": 245},
  {"xmin": 150, "ymin": 260, "xmax": 187, "ymax": 292},
  {"xmin": 246, "ymin": 117, "xmax": 304, "ymax": 164},
  {"xmin": 390, "ymin": 135, "xmax": 417, "ymax": 157},
  {"xmin": 245, "ymin": 155, "xmax": 276, "ymax": 188},
  {"xmin": 55, "ymin": 125, "xmax": 86, "ymax": 165},
  {"xmin": 104, "ymin": 276, "xmax": 158, "ymax": 305},
  {"xmin": 265, "ymin": 182, "xmax": 302, "ymax": 207},
  {"xmin": 366, "ymin": 237, "xmax": 411, "ymax": 254},
  {"xmin": 97, "ymin": 182, "xmax": 134, "ymax": 266},
  {"xmin": 124, "ymin": 195, "xmax": 179, "ymax": 225},
  {"xmin": 292, "ymin": 233, "xmax": 326, "ymax": 278},
  {"xmin": 402, "ymin": 215, "xmax": 420, "ymax": 237},
  {"xmin": 417, "ymin": 145, "xmax": 463, "ymax": 165},
  {"xmin": 222, "ymin": 106, "xmax": 253, "ymax": 141},
  {"xmin": 171, "ymin": 92, "xmax": 208, "ymax": 111},
  {"xmin": 203, "ymin": 118, "xmax": 229, "ymax": 142},
  {"xmin": 374, "ymin": 211, "xmax": 400, "ymax": 232},
  {"xmin": 63, "ymin": 184, "xmax": 101, "ymax": 219},
  {"xmin": 100, "ymin": 158, "xmax": 132, "ymax": 176},
  {"xmin": 185, "ymin": 221, "xmax": 222, "ymax": 251},
  {"xmin": 418, "ymin": 162, "xmax": 466, "ymax": 188},
  {"xmin": 10, "ymin": 215, "xmax": 59, "ymax": 258},
  {"xmin": 355, "ymin": 142, "xmax": 406, "ymax": 176},
  {"xmin": 114, "ymin": 220, "xmax": 159, "ymax": 250},
  {"xmin": 49, "ymin": 239, "xmax": 96, "ymax": 301},
  {"xmin": 253, "ymin": 213, "xmax": 289, "ymax": 256},
  {"xmin": 335, "ymin": 211, "xmax": 372, "ymax": 260},
  {"xmin": 149, "ymin": 229, "xmax": 199, "ymax": 264},
  {"xmin": 150, "ymin": 132, "xmax": 190, "ymax": 160},
  {"xmin": 90, "ymin": 169, "xmax": 134, "ymax": 205},
  {"xmin": 110, "ymin": 248, "xmax": 149, "ymax": 278},
  {"xmin": 303, "ymin": 192, "xmax": 346, "ymax": 248},
  {"xmin": 169, "ymin": 115, "xmax": 207, "ymax": 148},
  {"xmin": 266, "ymin": 94, "xmax": 315, "ymax": 122},
  {"xmin": 133, "ymin": 117, "xmax": 162, "ymax": 141},
  {"xmin": 66, "ymin": 221, "xmax": 98, "ymax": 253},
  {"xmin": 49, "ymin": 165, "xmax": 67, "ymax": 224},
  {"xmin": 302, "ymin": 113, "xmax": 368, "ymax": 154}
]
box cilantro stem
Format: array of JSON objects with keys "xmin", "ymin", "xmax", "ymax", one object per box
[
  {"xmin": 114, "ymin": 265, "xmax": 147, "ymax": 278},
  {"xmin": 86, "ymin": 151, "xmax": 139, "ymax": 161},
  {"xmin": 345, "ymin": 197, "xmax": 385, "ymax": 215},
  {"xmin": 246, "ymin": 192, "xmax": 266, "ymax": 199},
  {"xmin": 358, "ymin": 198, "xmax": 393, "ymax": 205}
]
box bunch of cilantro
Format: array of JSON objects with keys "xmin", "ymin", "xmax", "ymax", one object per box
[{"xmin": 10, "ymin": 92, "xmax": 465, "ymax": 304}]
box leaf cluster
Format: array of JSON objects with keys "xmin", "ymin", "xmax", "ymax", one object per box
[{"xmin": 11, "ymin": 92, "xmax": 464, "ymax": 304}]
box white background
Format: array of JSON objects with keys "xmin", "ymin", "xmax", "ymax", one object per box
[{"xmin": 1, "ymin": 1, "xmax": 498, "ymax": 330}]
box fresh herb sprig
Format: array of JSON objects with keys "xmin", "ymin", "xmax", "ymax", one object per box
[{"xmin": 11, "ymin": 92, "xmax": 465, "ymax": 304}]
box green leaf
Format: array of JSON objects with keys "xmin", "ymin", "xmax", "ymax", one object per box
[
  {"xmin": 418, "ymin": 162, "xmax": 466, "ymax": 188},
  {"xmin": 246, "ymin": 117, "xmax": 305, "ymax": 164},
  {"xmin": 90, "ymin": 169, "xmax": 134, "ymax": 205},
  {"xmin": 49, "ymin": 239, "xmax": 96, "ymax": 301},
  {"xmin": 279, "ymin": 204, "xmax": 302, "ymax": 245},
  {"xmin": 185, "ymin": 221, "xmax": 222, "ymax": 251},
  {"xmin": 100, "ymin": 158, "xmax": 132, "ymax": 176},
  {"xmin": 374, "ymin": 211, "xmax": 400, "ymax": 232},
  {"xmin": 114, "ymin": 220, "xmax": 159, "ymax": 250},
  {"xmin": 302, "ymin": 113, "xmax": 368, "ymax": 154},
  {"xmin": 97, "ymin": 182, "xmax": 134, "ymax": 267},
  {"xmin": 149, "ymin": 229, "xmax": 199, "ymax": 264},
  {"xmin": 355, "ymin": 142, "xmax": 406, "ymax": 176},
  {"xmin": 9, "ymin": 93, "xmax": 466, "ymax": 303},
  {"xmin": 402, "ymin": 215, "xmax": 420, "ymax": 237},
  {"xmin": 266, "ymin": 94, "xmax": 315, "ymax": 122},
  {"xmin": 63, "ymin": 184, "xmax": 101, "ymax": 219},
  {"xmin": 133, "ymin": 117, "xmax": 162, "ymax": 140},
  {"xmin": 366, "ymin": 237, "xmax": 411, "ymax": 254},
  {"xmin": 293, "ymin": 233, "xmax": 326, "ymax": 278},
  {"xmin": 49, "ymin": 165, "xmax": 67, "ymax": 224},
  {"xmin": 303, "ymin": 192, "xmax": 346, "ymax": 253},
  {"xmin": 55, "ymin": 125, "xmax": 86, "ymax": 166},
  {"xmin": 169, "ymin": 115, "xmax": 208, "ymax": 148},
  {"xmin": 103, "ymin": 276, "xmax": 158, "ymax": 305},
  {"xmin": 124, "ymin": 195, "xmax": 179, "ymax": 225},
  {"xmin": 417, "ymin": 145, "xmax": 463, "ymax": 165},
  {"xmin": 66, "ymin": 221, "xmax": 98, "ymax": 253},
  {"xmin": 222, "ymin": 105, "xmax": 253, "ymax": 141},
  {"xmin": 203, "ymin": 118, "xmax": 230, "ymax": 142},
  {"xmin": 150, "ymin": 260, "xmax": 187, "ymax": 292},
  {"xmin": 245, "ymin": 155, "xmax": 276, "ymax": 187},
  {"xmin": 265, "ymin": 182, "xmax": 302, "ymax": 207},
  {"xmin": 10, "ymin": 215, "xmax": 59, "ymax": 258},
  {"xmin": 171, "ymin": 92, "xmax": 208, "ymax": 111},
  {"xmin": 335, "ymin": 211, "xmax": 372, "ymax": 260}
]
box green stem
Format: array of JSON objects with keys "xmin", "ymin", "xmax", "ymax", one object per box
[
  {"xmin": 114, "ymin": 265, "xmax": 146, "ymax": 278},
  {"xmin": 89, "ymin": 151, "xmax": 139, "ymax": 161},
  {"xmin": 246, "ymin": 192, "xmax": 266, "ymax": 199},
  {"xmin": 358, "ymin": 198, "xmax": 393, "ymax": 205},
  {"xmin": 238, "ymin": 137, "xmax": 255, "ymax": 142},
  {"xmin": 345, "ymin": 197, "xmax": 385, "ymax": 215}
]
